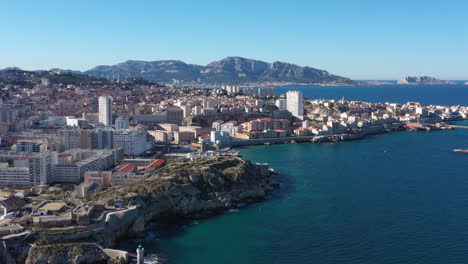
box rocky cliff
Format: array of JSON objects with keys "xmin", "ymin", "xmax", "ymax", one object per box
[
  {"xmin": 4, "ymin": 157, "xmax": 277, "ymax": 263},
  {"xmin": 25, "ymin": 244, "xmax": 114, "ymax": 264},
  {"xmin": 397, "ymin": 76, "xmax": 457, "ymax": 85}
]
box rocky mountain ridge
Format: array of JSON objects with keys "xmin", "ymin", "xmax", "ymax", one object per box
[{"xmin": 84, "ymin": 56, "xmax": 358, "ymax": 85}]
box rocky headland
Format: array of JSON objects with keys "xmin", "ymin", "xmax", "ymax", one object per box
[{"xmin": 1, "ymin": 157, "xmax": 278, "ymax": 263}]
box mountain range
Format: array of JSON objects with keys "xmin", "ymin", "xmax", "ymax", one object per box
[
  {"xmin": 2, "ymin": 57, "xmax": 462, "ymax": 86},
  {"xmin": 83, "ymin": 57, "xmax": 358, "ymax": 85}
]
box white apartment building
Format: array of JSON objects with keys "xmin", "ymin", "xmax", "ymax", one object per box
[
  {"xmin": 52, "ymin": 149, "xmax": 116, "ymax": 183},
  {"xmin": 223, "ymin": 85, "xmax": 240, "ymax": 94},
  {"xmin": 286, "ymin": 91, "xmax": 304, "ymax": 120},
  {"xmin": 0, "ymin": 167, "xmax": 30, "ymax": 186},
  {"xmin": 113, "ymin": 130, "xmax": 148, "ymax": 156}
]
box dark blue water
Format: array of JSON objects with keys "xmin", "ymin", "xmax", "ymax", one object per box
[
  {"xmin": 123, "ymin": 85, "xmax": 468, "ymax": 264},
  {"xmin": 277, "ymin": 84, "xmax": 468, "ymax": 105}
]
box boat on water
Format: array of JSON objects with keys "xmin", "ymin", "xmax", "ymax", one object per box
[{"xmin": 453, "ymin": 149, "xmax": 468, "ymax": 153}]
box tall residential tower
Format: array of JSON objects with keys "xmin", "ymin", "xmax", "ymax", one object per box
[
  {"xmin": 98, "ymin": 96, "xmax": 113, "ymax": 126},
  {"xmin": 286, "ymin": 91, "xmax": 304, "ymax": 120}
]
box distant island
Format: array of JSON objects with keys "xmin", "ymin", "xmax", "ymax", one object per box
[{"xmin": 397, "ymin": 76, "xmax": 457, "ymax": 85}]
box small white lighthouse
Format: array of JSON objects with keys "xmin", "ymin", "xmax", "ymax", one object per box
[{"xmin": 137, "ymin": 243, "xmax": 144, "ymax": 264}]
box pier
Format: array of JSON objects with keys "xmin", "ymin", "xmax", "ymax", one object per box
[{"xmin": 448, "ymin": 125, "xmax": 468, "ymax": 129}]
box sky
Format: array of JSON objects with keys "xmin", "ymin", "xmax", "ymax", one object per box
[{"xmin": 1, "ymin": 0, "xmax": 467, "ymax": 80}]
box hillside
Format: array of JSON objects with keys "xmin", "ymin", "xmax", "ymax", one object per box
[{"xmin": 0, "ymin": 69, "xmax": 109, "ymax": 87}]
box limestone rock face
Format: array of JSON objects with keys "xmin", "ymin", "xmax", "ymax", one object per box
[
  {"xmin": 25, "ymin": 244, "xmax": 110, "ymax": 264},
  {"xmin": 85, "ymin": 56, "xmax": 358, "ymax": 85}
]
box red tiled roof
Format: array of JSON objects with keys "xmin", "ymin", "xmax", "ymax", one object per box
[
  {"xmin": 118, "ymin": 164, "xmax": 137, "ymax": 172},
  {"xmin": 146, "ymin": 159, "xmax": 165, "ymax": 169}
]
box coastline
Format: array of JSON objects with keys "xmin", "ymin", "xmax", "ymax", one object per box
[
  {"xmin": 228, "ymin": 120, "xmax": 463, "ymax": 148},
  {"xmin": 3, "ymin": 122, "xmax": 466, "ymax": 263},
  {"xmin": 1, "ymin": 157, "xmax": 279, "ymax": 263}
]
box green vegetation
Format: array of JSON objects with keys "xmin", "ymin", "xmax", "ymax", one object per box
[
  {"xmin": 20, "ymin": 216, "xmax": 33, "ymax": 229},
  {"xmin": 32, "ymin": 189, "xmax": 64, "ymax": 202}
]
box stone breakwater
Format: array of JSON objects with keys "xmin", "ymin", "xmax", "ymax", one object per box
[{"xmin": 1, "ymin": 157, "xmax": 278, "ymax": 264}]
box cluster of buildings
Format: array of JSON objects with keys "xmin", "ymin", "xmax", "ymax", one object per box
[
  {"xmin": 0, "ymin": 71, "xmax": 467, "ymax": 242},
  {"xmin": 222, "ymin": 85, "xmax": 276, "ymax": 97}
]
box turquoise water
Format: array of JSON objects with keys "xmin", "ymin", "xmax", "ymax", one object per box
[
  {"xmin": 122, "ymin": 85, "xmax": 468, "ymax": 263},
  {"xmin": 147, "ymin": 125, "xmax": 468, "ymax": 264}
]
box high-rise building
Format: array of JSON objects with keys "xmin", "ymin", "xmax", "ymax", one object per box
[
  {"xmin": 257, "ymin": 87, "xmax": 276, "ymax": 97},
  {"xmin": 98, "ymin": 96, "xmax": 113, "ymax": 126},
  {"xmin": 286, "ymin": 91, "xmax": 304, "ymax": 120},
  {"xmin": 29, "ymin": 152, "xmax": 55, "ymax": 185},
  {"xmin": 91, "ymin": 128, "xmax": 114, "ymax": 149},
  {"xmin": 223, "ymin": 85, "xmax": 240, "ymax": 94},
  {"xmin": 58, "ymin": 129, "xmax": 91, "ymax": 151},
  {"xmin": 275, "ymin": 99, "xmax": 287, "ymax": 110},
  {"xmin": 115, "ymin": 116, "xmax": 129, "ymax": 130}
]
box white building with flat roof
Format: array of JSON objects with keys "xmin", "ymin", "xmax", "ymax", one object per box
[
  {"xmin": 0, "ymin": 167, "xmax": 30, "ymax": 186},
  {"xmin": 286, "ymin": 91, "xmax": 304, "ymax": 120},
  {"xmin": 113, "ymin": 130, "xmax": 148, "ymax": 156}
]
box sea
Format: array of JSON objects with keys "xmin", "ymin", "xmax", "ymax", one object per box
[{"xmin": 120, "ymin": 84, "xmax": 468, "ymax": 264}]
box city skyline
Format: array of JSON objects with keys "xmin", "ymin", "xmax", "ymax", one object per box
[{"xmin": 1, "ymin": 0, "xmax": 468, "ymax": 80}]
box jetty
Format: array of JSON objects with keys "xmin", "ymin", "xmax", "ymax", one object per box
[
  {"xmin": 453, "ymin": 149, "xmax": 468, "ymax": 153},
  {"xmin": 449, "ymin": 125, "xmax": 468, "ymax": 129}
]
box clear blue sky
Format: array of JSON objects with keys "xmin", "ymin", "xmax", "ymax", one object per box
[{"xmin": 1, "ymin": 0, "xmax": 467, "ymax": 80}]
